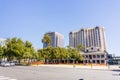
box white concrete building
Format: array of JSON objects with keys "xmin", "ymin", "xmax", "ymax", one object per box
[{"xmin": 69, "ymin": 27, "xmax": 108, "ymax": 64}]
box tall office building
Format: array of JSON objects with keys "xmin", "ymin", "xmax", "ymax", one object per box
[
  {"xmin": 43, "ymin": 32, "xmax": 64, "ymax": 48},
  {"xmin": 69, "ymin": 27, "xmax": 107, "ymax": 64},
  {"xmin": 69, "ymin": 27, "xmax": 106, "ymax": 52}
]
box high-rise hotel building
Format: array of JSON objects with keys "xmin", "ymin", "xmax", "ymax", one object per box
[
  {"xmin": 43, "ymin": 32, "xmax": 64, "ymax": 48},
  {"xmin": 69, "ymin": 27, "xmax": 108, "ymax": 64}
]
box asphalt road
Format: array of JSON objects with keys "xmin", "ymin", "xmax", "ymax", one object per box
[{"xmin": 0, "ymin": 66, "xmax": 120, "ymax": 80}]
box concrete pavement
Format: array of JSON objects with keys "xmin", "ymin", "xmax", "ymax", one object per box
[
  {"xmin": 34, "ymin": 64, "xmax": 120, "ymax": 70},
  {"xmin": 0, "ymin": 65, "xmax": 120, "ymax": 80}
]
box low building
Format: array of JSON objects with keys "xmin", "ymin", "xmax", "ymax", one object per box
[
  {"xmin": 110, "ymin": 56, "xmax": 120, "ymax": 65},
  {"xmin": 82, "ymin": 51, "xmax": 108, "ymax": 64}
]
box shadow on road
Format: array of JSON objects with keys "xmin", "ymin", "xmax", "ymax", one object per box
[
  {"xmin": 79, "ymin": 78, "xmax": 84, "ymax": 80},
  {"xmin": 112, "ymin": 74, "xmax": 120, "ymax": 76},
  {"xmin": 112, "ymin": 70, "xmax": 120, "ymax": 76},
  {"xmin": 111, "ymin": 70, "xmax": 120, "ymax": 72}
]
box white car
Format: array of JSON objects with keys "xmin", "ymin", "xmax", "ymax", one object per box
[
  {"xmin": 10, "ymin": 62, "xmax": 15, "ymax": 66},
  {"xmin": 1, "ymin": 62, "xmax": 10, "ymax": 67}
]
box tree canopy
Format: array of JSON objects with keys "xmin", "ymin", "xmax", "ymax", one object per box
[
  {"xmin": 0, "ymin": 37, "xmax": 83, "ymax": 64},
  {"xmin": 42, "ymin": 34, "xmax": 51, "ymax": 48},
  {"xmin": 37, "ymin": 47, "xmax": 83, "ymax": 63}
]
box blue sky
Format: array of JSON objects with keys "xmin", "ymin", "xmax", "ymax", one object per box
[{"xmin": 0, "ymin": 0, "xmax": 120, "ymax": 56}]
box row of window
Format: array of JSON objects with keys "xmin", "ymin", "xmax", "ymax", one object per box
[
  {"xmin": 69, "ymin": 27, "xmax": 102, "ymax": 49},
  {"xmin": 84, "ymin": 60, "xmax": 105, "ymax": 64},
  {"xmin": 84, "ymin": 54, "xmax": 105, "ymax": 59}
]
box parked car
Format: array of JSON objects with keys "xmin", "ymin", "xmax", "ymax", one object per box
[
  {"xmin": 14, "ymin": 61, "xmax": 19, "ymax": 65},
  {"xmin": 1, "ymin": 62, "xmax": 10, "ymax": 67},
  {"xmin": 0, "ymin": 61, "xmax": 1, "ymax": 66},
  {"xmin": 1, "ymin": 62, "xmax": 5, "ymax": 66},
  {"xmin": 9, "ymin": 62, "xmax": 15, "ymax": 66}
]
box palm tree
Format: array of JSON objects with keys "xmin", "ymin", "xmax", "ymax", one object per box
[
  {"xmin": 0, "ymin": 45, "xmax": 4, "ymax": 60},
  {"xmin": 42, "ymin": 34, "xmax": 51, "ymax": 48},
  {"xmin": 76, "ymin": 44, "xmax": 85, "ymax": 52}
]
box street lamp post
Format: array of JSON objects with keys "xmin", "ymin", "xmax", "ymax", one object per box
[
  {"xmin": 105, "ymin": 58, "xmax": 110, "ymax": 69},
  {"xmin": 72, "ymin": 59, "xmax": 75, "ymax": 68},
  {"xmin": 105, "ymin": 51, "xmax": 110, "ymax": 69},
  {"xmin": 90, "ymin": 60, "xmax": 92, "ymax": 69},
  {"xmin": 107, "ymin": 60, "xmax": 110, "ymax": 69}
]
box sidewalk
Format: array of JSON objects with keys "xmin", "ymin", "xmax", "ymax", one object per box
[{"xmin": 33, "ymin": 64, "xmax": 120, "ymax": 70}]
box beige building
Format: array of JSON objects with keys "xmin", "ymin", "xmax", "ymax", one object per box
[{"xmin": 69, "ymin": 27, "xmax": 108, "ymax": 64}]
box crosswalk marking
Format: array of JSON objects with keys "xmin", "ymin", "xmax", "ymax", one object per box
[{"xmin": 0, "ymin": 76, "xmax": 17, "ymax": 80}]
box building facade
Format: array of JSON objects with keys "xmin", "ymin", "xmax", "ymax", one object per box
[
  {"xmin": 111, "ymin": 56, "xmax": 120, "ymax": 65},
  {"xmin": 43, "ymin": 32, "xmax": 64, "ymax": 48},
  {"xmin": 69, "ymin": 27, "xmax": 108, "ymax": 64},
  {"xmin": 0, "ymin": 38, "xmax": 6, "ymax": 46}
]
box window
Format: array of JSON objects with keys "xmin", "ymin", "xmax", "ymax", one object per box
[
  {"xmin": 88, "ymin": 60, "xmax": 91, "ymax": 63},
  {"xmin": 101, "ymin": 60, "xmax": 105, "ymax": 63},
  {"xmin": 89, "ymin": 55, "xmax": 92, "ymax": 59},
  {"xmin": 97, "ymin": 49, "xmax": 99, "ymax": 51},
  {"xmin": 101, "ymin": 55, "xmax": 104, "ymax": 58},
  {"xmin": 93, "ymin": 55, "xmax": 96, "ymax": 58},
  {"xmin": 97, "ymin": 55, "xmax": 100, "ymax": 58},
  {"xmin": 86, "ymin": 55, "xmax": 88, "ymax": 58},
  {"xmin": 97, "ymin": 60, "xmax": 100, "ymax": 64},
  {"xmin": 86, "ymin": 50, "xmax": 88, "ymax": 52},
  {"xmin": 91, "ymin": 47, "xmax": 93, "ymax": 50},
  {"xmin": 93, "ymin": 60, "xmax": 95, "ymax": 63}
]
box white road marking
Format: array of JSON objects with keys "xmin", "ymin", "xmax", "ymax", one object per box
[{"xmin": 0, "ymin": 76, "xmax": 17, "ymax": 80}]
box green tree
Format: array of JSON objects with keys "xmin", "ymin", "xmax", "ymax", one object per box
[
  {"xmin": 49, "ymin": 47, "xmax": 56, "ymax": 60},
  {"xmin": 37, "ymin": 49, "xmax": 45, "ymax": 61},
  {"xmin": 32, "ymin": 52, "xmax": 39, "ymax": 62},
  {"xmin": 23, "ymin": 40, "xmax": 35, "ymax": 63},
  {"xmin": 67, "ymin": 46, "xmax": 83, "ymax": 63},
  {"xmin": 24, "ymin": 40, "xmax": 32, "ymax": 48},
  {"xmin": 42, "ymin": 34, "xmax": 51, "ymax": 48},
  {"xmin": 37, "ymin": 46, "xmax": 83, "ymax": 64},
  {"xmin": 4, "ymin": 37, "xmax": 25, "ymax": 61},
  {"xmin": 76, "ymin": 44, "xmax": 85, "ymax": 51},
  {"xmin": 0, "ymin": 45, "xmax": 4, "ymax": 59}
]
